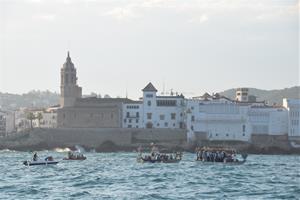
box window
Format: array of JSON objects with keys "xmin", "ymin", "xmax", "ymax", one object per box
[
  {"xmin": 147, "ymin": 101, "xmax": 151, "ymax": 106},
  {"xmin": 171, "ymin": 113, "xmax": 176, "ymax": 120},
  {"xmin": 136, "ymin": 119, "xmax": 139, "ymax": 123},
  {"xmin": 191, "ymin": 126, "xmax": 194, "ymax": 131},
  {"xmin": 157, "ymin": 100, "xmax": 176, "ymax": 107},
  {"xmin": 128, "ymin": 125, "xmax": 132, "ymax": 128},
  {"xmin": 226, "ymin": 134, "xmax": 229, "ymax": 137},
  {"xmin": 164, "ymin": 122, "xmax": 168, "ymax": 127},
  {"xmin": 147, "ymin": 113, "xmax": 152, "ymax": 120},
  {"xmin": 136, "ymin": 112, "xmax": 139, "ymax": 117},
  {"xmin": 146, "ymin": 122, "xmax": 153, "ymax": 129},
  {"xmin": 173, "ymin": 123, "xmax": 175, "ymax": 127},
  {"xmin": 124, "ymin": 119, "xmax": 127, "ymax": 123},
  {"xmin": 136, "ymin": 125, "xmax": 139, "ymax": 128},
  {"xmin": 216, "ymin": 133, "xmax": 218, "ymax": 136},
  {"xmin": 242, "ymin": 125, "xmax": 246, "ymax": 132},
  {"xmin": 191, "ymin": 116, "xmax": 195, "ymax": 122},
  {"xmin": 146, "ymin": 94, "xmax": 153, "ymax": 98},
  {"xmin": 160, "ymin": 115, "xmax": 165, "ymax": 120},
  {"xmin": 129, "ymin": 119, "xmax": 132, "ymax": 123},
  {"xmin": 126, "ymin": 112, "xmax": 130, "ymax": 117},
  {"xmin": 157, "ymin": 123, "xmax": 160, "ymax": 127}
]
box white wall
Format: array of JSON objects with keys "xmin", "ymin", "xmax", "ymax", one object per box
[
  {"xmin": 122, "ymin": 103, "xmax": 143, "ymax": 128},
  {"xmin": 283, "ymin": 98, "xmax": 300, "ymax": 140}
]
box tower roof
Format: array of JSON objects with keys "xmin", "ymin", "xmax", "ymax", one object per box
[
  {"xmin": 63, "ymin": 51, "xmax": 74, "ymax": 69},
  {"xmin": 142, "ymin": 82, "xmax": 157, "ymax": 92}
]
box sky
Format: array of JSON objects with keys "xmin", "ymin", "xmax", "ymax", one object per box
[{"xmin": 0, "ymin": 0, "xmax": 299, "ymax": 100}]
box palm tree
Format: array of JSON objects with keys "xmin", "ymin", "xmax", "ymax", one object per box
[
  {"xmin": 26, "ymin": 112, "xmax": 35, "ymax": 129},
  {"xmin": 36, "ymin": 112, "xmax": 43, "ymax": 128}
]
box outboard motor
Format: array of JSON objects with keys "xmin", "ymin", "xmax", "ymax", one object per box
[{"xmin": 241, "ymin": 153, "xmax": 248, "ymax": 161}]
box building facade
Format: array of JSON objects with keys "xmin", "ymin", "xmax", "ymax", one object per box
[
  {"xmin": 0, "ymin": 110, "xmax": 15, "ymax": 135},
  {"xmin": 122, "ymin": 83, "xmax": 186, "ymax": 129},
  {"xmin": 283, "ymin": 98, "xmax": 300, "ymax": 141},
  {"xmin": 186, "ymin": 94, "xmax": 251, "ymax": 142},
  {"xmin": 57, "ymin": 52, "xmax": 134, "ymax": 128}
]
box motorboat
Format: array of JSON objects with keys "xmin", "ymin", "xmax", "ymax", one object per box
[{"xmin": 23, "ymin": 156, "xmax": 59, "ymax": 166}]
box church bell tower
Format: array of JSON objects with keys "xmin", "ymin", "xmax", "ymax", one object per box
[{"xmin": 60, "ymin": 51, "xmax": 82, "ymax": 107}]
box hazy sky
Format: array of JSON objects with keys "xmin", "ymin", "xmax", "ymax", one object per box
[{"xmin": 0, "ymin": 0, "xmax": 299, "ymax": 99}]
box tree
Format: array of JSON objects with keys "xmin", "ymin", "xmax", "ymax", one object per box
[
  {"xmin": 36, "ymin": 112, "xmax": 43, "ymax": 128},
  {"xmin": 26, "ymin": 112, "xmax": 35, "ymax": 129}
]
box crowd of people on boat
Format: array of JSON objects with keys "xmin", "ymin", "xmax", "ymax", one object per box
[
  {"xmin": 195, "ymin": 147, "xmax": 238, "ymax": 163},
  {"xmin": 138, "ymin": 144, "xmax": 182, "ymax": 163},
  {"xmin": 67, "ymin": 151, "xmax": 86, "ymax": 159},
  {"xmin": 141, "ymin": 152, "xmax": 182, "ymax": 162}
]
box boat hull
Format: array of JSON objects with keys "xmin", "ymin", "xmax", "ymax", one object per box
[
  {"xmin": 23, "ymin": 161, "xmax": 59, "ymax": 166},
  {"xmin": 196, "ymin": 160, "xmax": 246, "ymax": 165},
  {"xmin": 137, "ymin": 158, "xmax": 181, "ymax": 163},
  {"xmin": 63, "ymin": 157, "xmax": 86, "ymax": 160}
]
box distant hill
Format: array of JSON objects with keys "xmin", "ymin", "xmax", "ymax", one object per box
[
  {"xmin": 219, "ymin": 86, "xmax": 300, "ymax": 105},
  {"xmin": 0, "ymin": 86, "xmax": 299, "ymax": 110},
  {"xmin": 0, "ymin": 90, "xmax": 59, "ymax": 111}
]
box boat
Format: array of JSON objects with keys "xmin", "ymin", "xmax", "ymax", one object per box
[
  {"xmin": 137, "ymin": 152, "xmax": 182, "ymax": 163},
  {"xmin": 23, "ymin": 156, "xmax": 59, "ymax": 166},
  {"xmin": 63, "ymin": 151, "xmax": 86, "ymax": 160},
  {"xmin": 195, "ymin": 147, "xmax": 248, "ymax": 164}
]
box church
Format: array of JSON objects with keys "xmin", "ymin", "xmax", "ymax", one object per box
[{"xmin": 57, "ymin": 52, "xmax": 135, "ymax": 128}]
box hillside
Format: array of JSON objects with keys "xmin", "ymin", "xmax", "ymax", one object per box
[
  {"xmin": 0, "ymin": 86, "xmax": 299, "ymax": 110},
  {"xmin": 0, "ymin": 90, "xmax": 59, "ymax": 110},
  {"xmin": 219, "ymin": 86, "xmax": 300, "ymax": 105}
]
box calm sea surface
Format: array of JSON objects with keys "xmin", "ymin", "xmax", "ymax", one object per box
[{"xmin": 0, "ymin": 150, "xmax": 299, "ymax": 200}]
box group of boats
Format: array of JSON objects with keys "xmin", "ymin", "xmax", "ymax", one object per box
[
  {"xmin": 137, "ymin": 146, "xmax": 248, "ymax": 164},
  {"xmin": 23, "ymin": 151, "xmax": 86, "ymax": 166},
  {"xmin": 23, "ymin": 146, "xmax": 248, "ymax": 166}
]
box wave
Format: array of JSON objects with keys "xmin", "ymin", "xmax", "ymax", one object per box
[
  {"xmin": 0, "ymin": 149, "xmax": 16, "ymax": 153},
  {"xmin": 75, "ymin": 145, "xmax": 86, "ymax": 153},
  {"xmin": 54, "ymin": 147, "xmax": 71, "ymax": 153}
]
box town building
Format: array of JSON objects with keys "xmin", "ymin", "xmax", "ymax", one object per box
[
  {"xmin": 57, "ymin": 52, "xmax": 134, "ymax": 128},
  {"xmin": 186, "ymin": 91, "xmax": 290, "ymax": 143},
  {"xmin": 0, "ymin": 110, "xmax": 15, "ymax": 135},
  {"xmin": 186, "ymin": 94, "xmax": 251, "ymax": 142},
  {"xmin": 122, "ymin": 83, "xmax": 186, "ymax": 129},
  {"xmin": 283, "ymin": 98, "xmax": 300, "ymax": 142}
]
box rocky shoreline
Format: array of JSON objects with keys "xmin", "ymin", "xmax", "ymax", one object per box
[{"xmin": 0, "ymin": 128, "xmax": 299, "ymax": 155}]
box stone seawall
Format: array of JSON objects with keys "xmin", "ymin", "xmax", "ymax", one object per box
[{"xmin": 0, "ymin": 128, "xmax": 187, "ymax": 152}]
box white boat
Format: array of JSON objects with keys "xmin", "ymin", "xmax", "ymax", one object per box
[{"xmin": 23, "ymin": 156, "xmax": 59, "ymax": 166}]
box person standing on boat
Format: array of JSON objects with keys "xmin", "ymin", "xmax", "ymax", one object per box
[{"xmin": 33, "ymin": 152, "xmax": 38, "ymax": 161}]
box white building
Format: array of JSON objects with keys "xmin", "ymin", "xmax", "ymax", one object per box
[
  {"xmin": 122, "ymin": 83, "xmax": 186, "ymax": 129},
  {"xmin": 0, "ymin": 110, "xmax": 15, "ymax": 135},
  {"xmin": 248, "ymin": 106, "xmax": 288, "ymax": 136},
  {"xmin": 0, "ymin": 111, "xmax": 6, "ymax": 135},
  {"xmin": 283, "ymin": 98, "xmax": 300, "ymax": 141},
  {"xmin": 122, "ymin": 102, "xmax": 143, "ymax": 128},
  {"xmin": 186, "ymin": 94, "xmax": 251, "ymax": 142},
  {"xmin": 141, "ymin": 83, "xmax": 185, "ymax": 129},
  {"xmin": 33, "ymin": 110, "xmax": 58, "ymax": 128}
]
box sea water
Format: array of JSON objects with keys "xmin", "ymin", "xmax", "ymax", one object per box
[{"xmin": 0, "ymin": 151, "xmax": 299, "ymax": 200}]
